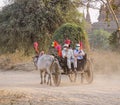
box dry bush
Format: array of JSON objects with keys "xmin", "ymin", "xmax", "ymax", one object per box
[
  {"xmin": 0, "ymin": 51, "xmax": 33, "ymax": 70},
  {"xmin": 91, "ymin": 50, "xmax": 120, "ymax": 74},
  {"xmin": 0, "ymin": 50, "xmax": 120, "ymax": 73}
]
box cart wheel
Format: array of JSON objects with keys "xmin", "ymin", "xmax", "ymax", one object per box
[
  {"xmin": 84, "ymin": 59, "xmax": 93, "ymax": 84},
  {"xmin": 52, "ymin": 61, "xmax": 61, "ymax": 86}
]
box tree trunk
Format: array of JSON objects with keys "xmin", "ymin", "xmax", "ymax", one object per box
[
  {"xmin": 101, "ymin": 0, "xmax": 120, "ymax": 48},
  {"xmin": 106, "ymin": 0, "xmax": 120, "ymax": 48},
  {"xmin": 106, "ymin": 0, "xmax": 119, "ymax": 27}
]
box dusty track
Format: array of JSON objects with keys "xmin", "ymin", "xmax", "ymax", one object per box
[{"xmin": 0, "ymin": 70, "xmax": 120, "ymax": 105}]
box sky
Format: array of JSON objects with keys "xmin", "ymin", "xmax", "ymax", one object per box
[
  {"xmin": 78, "ymin": 7, "xmax": 99, "ymax": 23},
  {"xmin": 0, "ymin": 0, "xmax": 100, "ymax": 23},
  {"xmin": 89, "ymin": 8, "xmax": 99, "ymax": 23},
  {"xmin": 0, "ymin": 0, "xmax": 5, "ymax": 7}
]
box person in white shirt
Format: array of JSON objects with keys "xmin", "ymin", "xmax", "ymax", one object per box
[{"xmin": 62, "ymin": 44, "xmax": 74, "ymax": 72}]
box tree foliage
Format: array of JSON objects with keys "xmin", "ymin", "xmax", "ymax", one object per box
[
  {"xmin": 73, "ymin": 0, "xmax": 120, "ymax": 49},
  {"xmin": 52, "ymin": 23, "xmax": 89, "ymax": 50},
  {"xmin": 0, "ymin": 0, "xmax": 83, "ymax": 54},
  {"xmin": 89, "ymin": 29, "xmax": 111, "ymax": 49},
  {"xmin": 109, "ymin": 30, "xmax": 120, "ymax": 51}
]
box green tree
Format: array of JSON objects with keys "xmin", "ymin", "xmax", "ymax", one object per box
[
  {"xmin": 52, "ymin": 23, "xmax": 90, "ymax": 51},
  {"xmin": 109, "ymin": 30, "xmax": 120, "ymax": 51},
  {"xmin": 0, "ymin": 0, "xmax": 83, "ymax": 54},
  {"xmin": 89, "ymin": 29, "xmax": 111, "ymax": 49}
]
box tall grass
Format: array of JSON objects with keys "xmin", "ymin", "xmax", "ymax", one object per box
[
  {"xmin": 91, "ymin": 50, "xmax": 120, "ymax": 74},
  {"xmin": 0, "ymin": 51, "xmax": 33, "ymax": 69},
  {"xmin": 0, "ymin": 49, "xmax": 120, "ymax": 73}
]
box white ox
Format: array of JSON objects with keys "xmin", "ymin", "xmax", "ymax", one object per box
[{"xmin": 33, "ymin": 54, "xmax": 60, "ymax": 85}]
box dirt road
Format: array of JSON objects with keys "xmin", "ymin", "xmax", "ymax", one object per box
[{"xmin": 0, "ymin": 70, "xmax": 120, "ymax": 105}]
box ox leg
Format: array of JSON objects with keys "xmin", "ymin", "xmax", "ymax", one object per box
[
  {"xmin": 47, "ymin": 68, "xmax": 52, "ymax": 86},
  {"xmin": 40, "ymin": 71, "xmax": 43, "ymax": 84},
  {"xmin": 48, "ymin": 74, "xmax": 52, "ymax": 86},
  {"xmin": 47, "ymin": 74, "xmax": 51, "ymax": 85},
  {"xmin": 47, "ymin": 74, "xmax": 49, "ymax": 85},
  {"xmin": 81, "ymin": 73, "xmax": 84, "ymax": 84},
  {"xmin": 44, "ymin": 72, "xmax": 46, "ymax": 84}
]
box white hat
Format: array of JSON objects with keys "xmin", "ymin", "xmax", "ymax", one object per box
[
  {"xmin": 63, "ymin": 44, "xmax": 69, "ymax": 47},
  {"xmin": 76, "ymin": 44, "xmax": 80, "ymax": 47}
]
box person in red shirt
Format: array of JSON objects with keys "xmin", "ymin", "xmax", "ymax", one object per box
[
  {"xmin": 79, "ymin": 41, "xmax": 83, "ymax": 50},
  {"xmin": 52, "ymin": 40, "xmax": 62, "ymax": 57},
  {"xmin": 64, "ymin": 37, "xmax": 71, "ymax": 45},
  {"xmin": 33, "ymin": 41, "xmax": 39, "ymax": 55}
]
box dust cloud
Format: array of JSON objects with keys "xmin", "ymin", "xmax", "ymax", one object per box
[{"xmin": 0, "ymin": 50, "xmax": 120, "ymax": 105}]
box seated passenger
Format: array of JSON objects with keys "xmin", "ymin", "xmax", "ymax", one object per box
[
  {"xmin": 64, "ymin": 37, "xmax": 71, "ymax": 46},
  {"xmin": 62, "ymin": 44, "xmax": 74, "ymax": 73},
  {"xmin": 51, "ymin": 40, "xmax": 62, "ymax": 57},
  {"xmin": 74, "ymin": 44, "xmax": 85, "ymax": 70}
]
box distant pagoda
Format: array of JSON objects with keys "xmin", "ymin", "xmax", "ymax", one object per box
[{"xmin": 92, "ymin": 0, "xmax": 120, "ymax": 33}]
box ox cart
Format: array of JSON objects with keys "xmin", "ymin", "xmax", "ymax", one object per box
[
  {"xmin": 54, "ymin": 54, "xmax": 93, "ymax": 84},
  {"xmin": 33, "ymin": 53, "xmax": 93, "ymax": 86}
]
